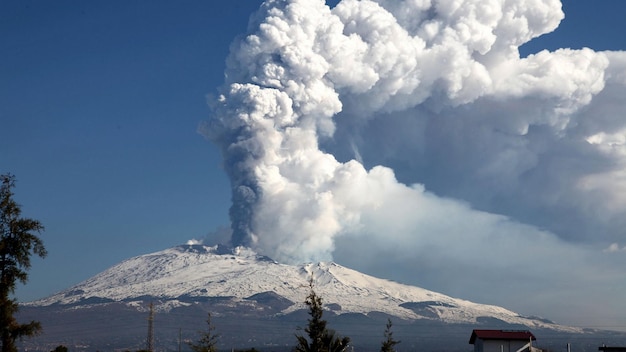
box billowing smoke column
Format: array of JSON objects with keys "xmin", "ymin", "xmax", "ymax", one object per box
[{"xmin": 206, "ymin": 0, "xmax": 626, "ymax": 269}]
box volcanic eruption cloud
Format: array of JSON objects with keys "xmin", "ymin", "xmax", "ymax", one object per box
[{"xmin": 206, "ymin": 0, "xmax": 626, "ymax": 317}]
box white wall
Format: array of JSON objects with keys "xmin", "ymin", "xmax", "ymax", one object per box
[{"xmin": 475, "ymin": 339, "xmax": 530, "ymax": 352}]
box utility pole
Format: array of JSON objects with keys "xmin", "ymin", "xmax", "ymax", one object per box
[{"xmin": 147, "ymin": 302, "xmax": 155, "ymax": 352}]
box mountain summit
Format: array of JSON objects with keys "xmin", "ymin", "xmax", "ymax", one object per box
[{"xmin": 22, "ymin": 244, "xmax": 608, "ymax": 352}]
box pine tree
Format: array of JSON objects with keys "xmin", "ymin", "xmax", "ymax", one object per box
[
  {"xmin": 322, "ymin": 329, "xmax": 351, "ymax": 352},
  {"xmin": 188, "ymin": 313, "xmax": 220, "ymax": 352},
  {"xmin": 380, "ymin": 318, "xmax": 400, "ymax": 352},
  {"xmin": 294, "ymin": 278, "xmax": 350, "ymax": 352},
  {"xmin": 0, "ymin": 174, "xmax": 46, "ymax": 352}
]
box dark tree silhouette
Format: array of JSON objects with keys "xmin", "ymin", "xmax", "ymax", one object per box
[
  {"xmin": 0, "ymin": 174, "xmax": 46, "ymax": 352},
  {"xmin": 380, "ymin": 318, "xmax": 400, "ymax": 352},
  {"xmin": 188, "ymin": 313, "xmax": 220, "ymax": 352},
  {"xmin": 50, "ymin": 345, "xmax": 68, "ymax": 352},
  {"xmin": 294, "ymin": 278, "xmax": 350, "ymax": 352}
]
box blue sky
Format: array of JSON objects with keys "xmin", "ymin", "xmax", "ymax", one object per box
[
  {"xmin": 1, "ymin": 1, "xmax": 261, "ymax": 300},
  {"xmin": 2, "ymin": 0, "xmax": 626, "ymax": 330}
]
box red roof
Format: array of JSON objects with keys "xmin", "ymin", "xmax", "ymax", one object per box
[{"xmin": 469, "ymin": 330, "xmax": 536, "ymax": 344}]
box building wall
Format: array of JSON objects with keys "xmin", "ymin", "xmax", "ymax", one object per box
[
  {"xmin": 476, "ymin": 339, "xmax": 530, "ymax": 352},
  {"xmin": 473, "ymin": 338, "xmax": 484, "ymax": 352}
]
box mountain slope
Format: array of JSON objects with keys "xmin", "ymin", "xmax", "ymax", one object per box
[{"xmin": 29, "ymin": 244, "xmax": 576, "ymax": 331}]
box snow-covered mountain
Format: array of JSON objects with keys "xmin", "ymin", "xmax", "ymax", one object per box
[{"xmin": 29, "ymin": 244, "xmax": 576, "ymax": 332}]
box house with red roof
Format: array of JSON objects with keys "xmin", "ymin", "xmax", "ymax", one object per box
[{"xmin": 469, "ymin": 329, "xmax": 542, "ymax": 352}]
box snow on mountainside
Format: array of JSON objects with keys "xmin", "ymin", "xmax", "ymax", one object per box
[{"xmin": 30, "ymin": 244, "xmax": 578, "ymax": 332}]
